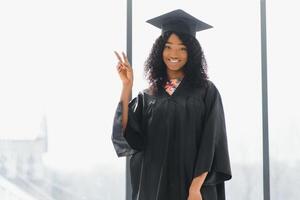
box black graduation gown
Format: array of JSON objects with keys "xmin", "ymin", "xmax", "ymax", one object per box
[{"xmin": 112, "ymin": 78, "xmax": 232, "ymax": 200}]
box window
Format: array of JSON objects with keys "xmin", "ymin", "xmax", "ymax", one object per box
[
  {"xmin": 0, "ymin": 1, "xmax": 126, "ymax": 199},
  {"xmin": 267, "ymin": 2, "xmax": 300, "ymax": 199}
]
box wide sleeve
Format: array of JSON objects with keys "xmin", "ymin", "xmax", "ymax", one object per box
[
  {"xmin": 111, "ymin": 92, "xmax": 145, "ymax": 157},
  {"xmin": 193, "ymin": 81, "xmax": 232, "ymax": 185}
]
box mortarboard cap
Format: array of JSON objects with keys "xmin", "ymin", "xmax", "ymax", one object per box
[{"xmin": 146, "ymin": 9, "xmax": 213, "ymax": 37}]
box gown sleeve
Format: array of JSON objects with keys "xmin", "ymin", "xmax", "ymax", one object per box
[
  {"xmin": 111, "ymin": 92, "xmax": 145, "ymax": 157},
  {"xmin": 193, "ymin": 81, "xmax": 232, "ymax": 185}
]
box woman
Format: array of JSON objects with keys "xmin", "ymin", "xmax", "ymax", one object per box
[{"xmin": 112, "ymin": 9, "xmax": 232, "ymax": 200}]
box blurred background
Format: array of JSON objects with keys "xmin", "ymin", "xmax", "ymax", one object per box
[{"xmin": 0, "ymin": 0, "xmax": 299, "ymax": 199}]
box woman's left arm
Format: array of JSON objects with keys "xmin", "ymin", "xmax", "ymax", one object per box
[
  {"xmin": 189, "ymin": 171, "xmax": 208, "ymax": 192},
  {"xmin": 188, "ymin": 171, "xmax": 208, "ymax": 200}
]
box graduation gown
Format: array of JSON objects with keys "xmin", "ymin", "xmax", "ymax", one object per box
[{"xmin": 112, "ymin": 78, "xmax": 232, "ymax": 200}]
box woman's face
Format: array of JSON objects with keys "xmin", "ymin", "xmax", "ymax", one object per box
[{"xmin": 162, "ymin": 33, "xmax": 188, "ymax": 78}]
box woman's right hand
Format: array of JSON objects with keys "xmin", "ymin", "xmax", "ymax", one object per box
[{"xmin": 114, "ymin": 51, "xmax": 133, "ymax": 88}]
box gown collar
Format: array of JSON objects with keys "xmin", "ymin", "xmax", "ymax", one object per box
[
  {"xmin": 164, "ymin": 77, "xmax": 183, "ymax": 96},
  {"xmin": 158, "ymin": 76, "xmax": 190, "ymax": 98}
]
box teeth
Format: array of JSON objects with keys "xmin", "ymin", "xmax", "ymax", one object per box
[{"xmin": 169, "ymin": 59, "xmax": 179, "ymax": 63}]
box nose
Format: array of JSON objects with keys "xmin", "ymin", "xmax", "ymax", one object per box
[{"xmin": 169, "ymin": 49, "xmax": 179, "ymax": 59}]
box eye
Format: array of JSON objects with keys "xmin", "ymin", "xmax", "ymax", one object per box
[
  {"xmin": 164, "ymin": 45, "xmax": 171, "ymax": 49},
  {"xmin": 180, "ymin": 47, "xmax": 187, "ymax": 51}
]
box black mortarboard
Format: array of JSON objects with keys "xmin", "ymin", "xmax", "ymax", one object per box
[{"xmin": 146, "ymin": 9, "xmax": 212, "ymax": 37}]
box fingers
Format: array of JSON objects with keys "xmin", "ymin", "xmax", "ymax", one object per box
[
  {"xmin": 114, "ymin": 51, "xmax": 123, "ymax": 63},
  {"xmin": 122, "ymin": 52, "xmax": 130, "ymax": 65},
  {"xmin": 114, "ymin": 51, "xmax": 131, "ymax": 67},
  {"xmin": 116, "ymin": 62, "xmax": 124, "ymax": 70},
  {"xmin": 121, "ymin": 52, "xmax": 127, "ymax": 60},
  {"xmin": 116, "ymin": 62, "xmax": 122, "ymax": 72},
  {"xmin": 122, "ymin": 52, "xmax": 133, "ymax": 69},
  {"xmin": 114, "ymin": 51, "xmax": 127, "ymax": 64},
  {"xmin": 116, "ymin": 61, "xmax": 131, "ymax": 72},
  {"xmin": 114, "ymin": 51, "xmax": 132, "ymax": 75}
]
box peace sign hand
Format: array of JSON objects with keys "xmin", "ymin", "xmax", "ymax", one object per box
[{"xmin": 114, "ymin": 51, "xmax": 134, "ymax": 87}]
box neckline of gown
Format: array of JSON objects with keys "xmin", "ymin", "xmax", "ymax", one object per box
[{"xmin": 160, "ymin": 76, "xmax": 188, "ymax": 98}]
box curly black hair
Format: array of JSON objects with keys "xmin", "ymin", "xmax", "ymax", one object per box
[{"xmin": 144, "ymin": 31, "xmax": 209, "ymax": 92}]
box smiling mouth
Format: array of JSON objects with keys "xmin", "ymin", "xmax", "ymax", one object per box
[{"xmin": 168, "ymin": 59, "xmax": 180, "ymax": 63}]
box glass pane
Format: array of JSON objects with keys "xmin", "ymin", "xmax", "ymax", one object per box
[
  {"xmin": 0, "ymin": 1, "xmax": 126, "ymax": 199},
  {"xmin": 267, "ymin": 2, "xmax": 300, "ymax": 200},
  {"xmin": 133, "ymin": 1, "xmax": 263, "ymax": 199}
]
